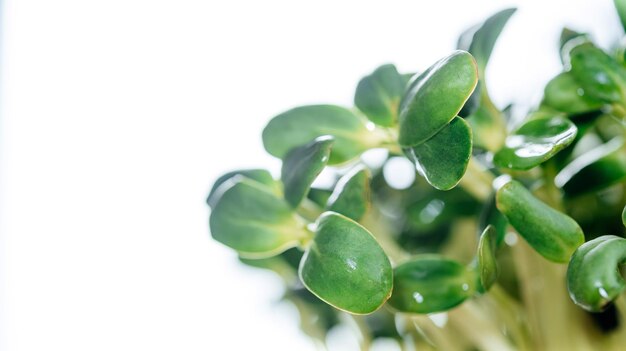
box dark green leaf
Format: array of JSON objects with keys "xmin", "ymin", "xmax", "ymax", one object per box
[
  {"xmin": 496, "ymin": 180, "xmax": 584, "ymax": 262},
  {"xmin": 569, "ymin": 43, "xmax": 626, "ymax": 103},
  {"xmin": 398, "ymin": 51, "xmax": 478, "ymax": 147},
  {"xmin": 354, "ymin": 64, "xmax": 405, "ymax": 127},
  {"xmin": 478, "ymin": 194, "xmax": 507, "ymax": 247},
  {"xmin": 388, "ymin": 255, "xmax": 475, "ymax": 314},
  {"xmin": 307, "ymin": 187, "xmax": 333, "ymax": 208},
  {"xmin": 476, "ymin": 225, "xmax": 499, "ymax": 293},
  {"xmin": 207, "ymin": 169, "xmax": 277, "ymax": 209},
  {"xmin": 567, "ymin": 235, "xmax": 626, "ymax": 311},
  {"xmin": 493, "ymin": 116, "xmax": 578, "ymax": 170},
  {"xmin": 458, "ymin": 83, "xmax": 481, "ymax": 118},
  {"xmin": 542, "ymin": 72, "xmax": 604, "ymax": 114},
  {"xmin": 405, "ymin": 188, "xmax": 479, "ymax": 232},
  {"xmin": 326, "ymin": 166, "xmax": 370, "ymax": 221},
  {"xmin": 299, "ymin": 212, "xmax": 393, "ymax": 314},
  {"xmin": 210, "ymin": 177, "xmax": 310, "ymax": 258},
  {"xmin": 281, "ymin": 136, "xmax": 334, "ymax": 208},
  {"xmin": 263, "ymin": 105, "xmax": 383, "ymax": 164},
  {"xmin": 406, "ymin": 117, "xmax": 472, "ymax": 190}
]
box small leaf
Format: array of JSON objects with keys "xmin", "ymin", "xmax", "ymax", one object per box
[
  {"xmin": 556, "ymin": 137, "xmax": 626, "ymax": 196},
  {"xmin": 615, "ymin": 0, "xmax": 626, "ymax": 32},
  {"xmin": 207, "ymin": 169, "xmax": 277, "ymax": 209},
  {"xmin": 299, "ymin": 212, "xmax": 393, "ymax": 314},
  {"xmin": 388, "ymin": 255, "xmax": 475, "ymax": 314},
  {"xmin": 478, "ymin": 195, "xmax": 507, "ymax": 247},
  {"xmin": 281, "ymin": 136, "xmax": 334, "ymax": 208},
  {"xmin": 569, "ymin": 43, "xmax": 626, "ymax": 104},
  {"xmin": 354, "ymin": 64, "xmax": 405, "ymax": 127},
  {"xmin": 263, "ymin": 105, "xmax": 381, "ymax": 164},
  {"xmin": 493, "ymin": 116, "xmax": 578, "ymax": 170},
  {"xmin": 326, "ymin": 166, "xmax": 370, "ymax": 221},
  {"xmin": 307, "ymin": 187, "xmax": 333, "ymax": 208},
  {"xmin": 406, "ymin": 117, "xmax": 472, "ymax": 190},
  {"xmin": 476, "ymin": 225, "xmax": 499, "ymax": 293},
  {"xmin": 542, "ymin": 72, "xmax": 604, "ymax": 114},
  {"xmin": 496, "ymin": 180, "xmax": 584, "ymax": 262},
  {"xmin": 398, "ymin": 51, "xmax": 478, "ymax": 147},
  {"xmin": 210, "ymin": 177, "xmax": 310, "ymax": 258},
  {"xmin": 567, "ymin": 235, "xmax": 626, "ymax": 312}
]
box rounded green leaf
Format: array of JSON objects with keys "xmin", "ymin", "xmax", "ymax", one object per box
[
  {"xmin": 209, "ymin": 177, "xmax": 310, "ymax": 258},
  {"xmin": 398, "ymin": 51, "xmax": 478, "ymax": 147},
  {"xmin": 493, "ymin": 116, "xmax": 578, "ymax": 170},
  {"xmin": 326, "ymin": 166, "xmax": 370, "ymax": 221},
  {"xmin": 263, "ymin": 105, "xmax": 382, "ymax": 164},
  {"xmin": 476, "ymin": 225, "xmax": 499, "ymax": 293},
  {"xmin": 542, "ymin": 72, "xmax": 604, "ymax": 114},
  {"xmin": 299, "ymin": 212, "xmax": 393, "ymax": 314},
  {"xmin": 569, "ymin": 43, "xmax": 626, "ymax": 103},
  {"xmin": 281, "ymin": 136, "xmax": 334, "ymax": 208},
  {"xmin": 388, "ymin": 255, "xmax": 475, "ymax": 314},
  {"xmin": 354, "ymin": 64, "xmax": 405, "ymax": 127},
  {"xmin": 406, "ymin": 117, "xmax": 472, "ymax": 190},
  {"xmin": 496, "ymin": 180, "xmax": 584, "ymax": 262},
  {"xmin": 207, "ymin": 169, "xmax": 277, "ymax": 209},
  {"xmin": 567, "ymin": 235, "xmax": 626, "ymax": 312}
]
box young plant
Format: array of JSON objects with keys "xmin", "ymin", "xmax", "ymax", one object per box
[{"xmin": 208, "ymin": 3, "xmax": 626, "ymax": 350}]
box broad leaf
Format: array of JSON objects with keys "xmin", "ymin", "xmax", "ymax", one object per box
[
  {"xmin": 281, "ymin": 136, "xmax": 334, "ymax": 208},
  {"xmin": 406, "ymin": 117, "xmax": 472, "ymax": 190},
  {"xmin": 263, "ymin": 105, "xmax": 381, "ymax": 164},
  {"xmin": 398, "ymin": 51, "xmax": 478, "ymax": 147},
  {"xmin": 388, "ymin": 255, "xmax": 475, "ymax": 314},
  {"xmin": 207, "ymin": 169, "xmax": 277, "ymax": 209},
  {"xmin": 354, "ymin": 64, "xmax": 405, "ymax": 127},
  {"xmin": 326, "ymin": 166, "xmax": 370, "ymax": 221},
  {"xmin": 567, "ymin": 235, "xmax": 626, "ymax": 311},
  {"xmin": 569, "ymin": 43, "xmax": 626, "ymax": 103},
  {"xmin": 496, "ymin": 180, "xmax": 584, "ymax": 262},
  {"xmin": 476, "ymin": 225, "xmax": 499, "ymax": 293},
  {"xmin": 299, "ymin": 212, "xmax": 393, "ymax": 314},
  {"xmin": 543, "ymin": 72, "xmax": 604, "ymax": 115},
  {"xmin": 210, "ymin": 178, "xmax": 310, "ymax": 258},
  {"xmin": 493, "ymin": 116, "xmax": 578, "ymax": 170}
]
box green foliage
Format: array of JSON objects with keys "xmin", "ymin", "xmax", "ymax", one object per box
[{"xmin": 354, "ymin": 64, "xmax": 406, "ymax": 127}]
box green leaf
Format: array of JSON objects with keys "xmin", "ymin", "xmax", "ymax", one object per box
[
  {"xmin": 615, "ymin": 0, "xmax": 626, "ymax": 32},
  {"xmin": 476, "ymin": 225, "xmax": 499, "ymax": 293},
  {"xmin": 388, "ymin": 255, "xmax": 475, "ymax": 314},
  {"xmin": 465, "ymin": 104, "xmax": 506, "ymax": 152},
  {"xmin": 326, "ymin": 166, "xmax": 370, "ymax": 221},
  {"xmin": 263, "ymin": 105, "xmax": 382, "ymax": 164},
  {"xmin": 496, "ymin": 180, "xmax": 584, "ymax": 262},
  {"xmin": 207, "ymin": 169, "xmax": 277, "ymax": 209},
  {"xmin": 493, "ymin": 116, "xmax": 578, "ymax": 170},
  {"xmin": 299, "ymin": 212, "xmax": 393, "ymax": 314},
  {"xmin": 354, "ymin": 64, "xmax": 405, "ymax": 127},
  {"xmin": 405, "ymin": 188, "xmax": 479, "ymax": 232},
  {"xmin": 569, "ymin": 43, "xmax": 626, "ymax": 104},
  {"xmin": 281, "ymin": 136, "xmax": 334, "ymax": 208},
  {"xmin": 623, "ymin": 204, "xmax": 626, "ymax": 228},
  {"xmin": 478, "ymin": 195, "xmax": 508, "ymax": 247},
  {"xmin": 406, "ymin": 117, "xmax": 472, "ymax": 190},
  {"xmin": 567, "ymin": 235, "xmax": 626, "ymax": 312},
  {"xmin": 556, "ymin": 137, "xmax": 626, "ymax": 196},
  {"xmin": 210, "ymin": 177, "xmax": 310, "ymax": 258},
  {"xmin": 542, "ymin": 72, "xmax": 604, "ymax": 114},
  {"xmin": 398, "ymin": 51, "xmax": 478, "ymax": 147},
  {"xmin": 307, "ymin": 187, "xmax": 333, "ymax": 208}
]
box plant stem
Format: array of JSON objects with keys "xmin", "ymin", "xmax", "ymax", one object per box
[
  {"xmin": 448, "ymin": 301, "xmax": 517, "ymax": 351},
  {"xmin": 459, "ymin": 157, "xmax": 494, "ymax": 202}
]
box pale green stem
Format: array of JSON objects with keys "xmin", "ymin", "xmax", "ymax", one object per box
[
  {"xmin": 448, "ymin": 301, "xmax": 517, "ymax": 351},
  {"xmin": 458, "ymin": 157, "xmax": 494, "ymax": 202},
  {"xmin": 297, "ymin": 198, "xmax": 324, "ymax": 222},
  {"xmin": 360, "ymin": 208, "xmax": 410, "ymax": 264},
  {"xmin": 411, "ymin": 315, "xmax": 465, "ymax": 351},
  {"xmin": 485, "ymin": 285, "xmax": 533, "ymax": 351}
]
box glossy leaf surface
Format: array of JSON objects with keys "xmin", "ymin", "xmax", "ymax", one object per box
[
  {"xmin": 388, "ymin": 255, "xmax": 475, "ymax": 314},
  {"xmin": 326, "ymin": 166, "xmax": 370, "ymax": 221},
  {"xmin": 496, "ymin": 180, "xmax": 584, "ymax": 262},
  {"xmin": 476, "ymin": 225, "xmax": 499, "ymax": 293},
  {"xmin": 210, "ymin": 178, "xmax": 308, "ymax": 258},
  {"xmin": 567, "ymin": 235, "xmax": 626, "ymax": 311},
  {"xmin": 299, "ymin": 212, "xmax": 393, "ymax": 314},
  {"xmin": 263, "ymin": 105, "xmax": 378, "ymax": 164},
  {"xmin": 493, "ymin": 116, "xmax": 577, "ymax": 170},
  {"xmin": 281, "ymin": 136, "xmax": 333, "ymax": 208},
  {"xmin": 543, "ymin": 72, "xmax": 603, "ymax": 114},
  {"xmin": 354, "ymin": 64, "xmax": 405, "ymax": 127},
  {"xmin": 406, "ymin": 117, "xmax": 472, "ymax": 190},
  {"xmin": 398, "ymin": 51, "xmax": 478, "ymax": 147},
  {"xmin": 569, "ymin": 43, "xmax": 626, "ymax": 103}
]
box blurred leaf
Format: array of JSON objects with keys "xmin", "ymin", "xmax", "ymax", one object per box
[
  {"xmin": 569, "ymin": 43, "xmax": 626, "ymax": 104},
  {"xmin": 263, "ymin": 105, "xmax": 381, "ymax": 164},
  {"xmin": 458, "ymin": 83, "xmax": 481, "ymax": 118},
  {"xmin": 405, "ymin": 188, "xmax": 479, "ymax": 232},
  {"xmin": 406, "ymin": 117, "xmax": 472, "ymax": 190},
  {"xmin": 496, "ymin": 180, "xmax": 584, "ymax": 262},
  {"xmin": 207, "ymin": 169, "xmax": 277, "ymax": 209},
  {"xmin": 398, "ymin": 51, "xmax": 478, "ymax": 147},
  {"xmin": 476, "ymin": 225, "xmax": 499, "ymax": 293},
  {"xmin": 615, "ymin": 0, "xmax": 626, "ymax": 32},
  {"xmin": 493, "ymin": 116, "xmax": 578, "ymax": 170},
  {"xmin": 326, "ymin": 166, "xmax": 370, "ymax": 221},
  {"xmin": 567, "ymin": 235, "xmax": 626, "ymax": 311},
  {"xmin": 623, "ymin": 204, "xmax": 626, "ymax": 228},
  {"xmin": 281, "ymin": 136, "xmax": 334, "ymax": 208},
  {"xmin": 286, "ymin": 287, "xmax": 340, "ymax": 343},
  {"xmin": 355, "ymin": 64, "xmax": 405, "ymax": 127},
  {"xmin": 210, "ymin": 178, "xmax": 309, "ymax": 258},
  {"xmin": 299, "ymin": 212, "xmax": 393, "ymax": 314},
  {"xmin": 478, "ymin": 194, "xmax": 507, "ymax": 247},
  {"xmin": 307, "ymin": 187, "xmax": 333, "ymax": 208},
  {"xmin": 465, "ymin": 103, "xmax": 506, "ymax": 151},
  {"xmin": 388, "ymin": 255, "xmax": 475, "ymax": 314},
  {"xmin": 542, "ymin": 72, "xmax": 604, "ymax": 114}
]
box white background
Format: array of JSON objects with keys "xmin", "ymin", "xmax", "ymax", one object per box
[{"xmin": 0, "ymin": 0, "xmax": 621, "ymax": 350}]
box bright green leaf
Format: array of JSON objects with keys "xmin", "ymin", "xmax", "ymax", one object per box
[
  {"xmin": 281, "ymin": 136, "xmax": 334, "ymax": 208},
  {"xmin": 476, "ymin": 225, "xmax": 499, "ymax": 293},
  {"xmin": 207, "ymin": 169, "xmax": 277, "ymax": 209},
  {"xmin": 569, "ymin": 43, "xmax": 626, "ymax": 104},
  {"xmin": 326, "ymin": 166, "xmax": 370, "ymax": 221},
  {"xmin": 406, "ymin": 117, "xmax": 472, "ymax": 190},
  {"xmin": 493, "ymin": 116, "xmax": 578, "ymax": 170},
  {"xmin": 299, "ymin": 212, "xmax": 393, "ymax": 314},
  {"xmin": 354, "ymin": 64, "xmax": 405, "ymax": 127},
  {"xmin": 496, "ymin": 180, "xmax": 584, "ymax": 262},
  {"xmin": 398, "ymin": 51, "xmax": 478, "ymax": 147},
  {"xmin": 543, "ymin": 72, "xmax": 604, "ymax": 114}
]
